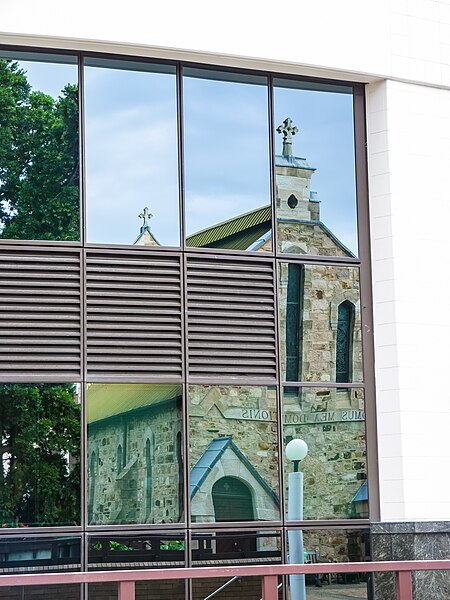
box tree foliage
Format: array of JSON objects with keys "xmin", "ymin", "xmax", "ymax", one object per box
[
  {"xmin": 0, "ymin": 59, "xmax": 79, "ymax": 240},
  {"xmin": 0, "ymin": 384, "xmax": 80, "ymax": 526}
]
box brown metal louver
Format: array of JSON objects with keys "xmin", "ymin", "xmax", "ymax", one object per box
[
  {"xmin": 186, "ymin": 255, "xmax": 277, "ymax": 381},
  {"xmin": 86, "ymin": 250, "xmax": 183, "ymax": 380},
  {"xmin": 0, "ymin": 247, "xmax": 82, "ymax": 380}
]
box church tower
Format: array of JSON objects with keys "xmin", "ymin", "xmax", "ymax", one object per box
[{"xmin": 275, "ymin": 117, "xmax": 320, "ymax": 222}]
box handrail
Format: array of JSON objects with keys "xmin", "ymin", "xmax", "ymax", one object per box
[
  {"xmin": 203, "ymin": 575, "xmax": 240, "ymax": 600},
  {"xmin": 1, "ymin": 559, "xmax": 450, "ymax": 599}
]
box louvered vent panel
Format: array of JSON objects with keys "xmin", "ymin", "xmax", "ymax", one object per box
[
  {"xmin": 187, "ymin": 256, "xmax": 277, "ymax": 381},
  {"xmin": 86, "ymin": 251, "xmax": 182, "ymax": 379},
  {"xmin": 0, "ymin": 248, "xmax": 81, "ymax": 379}
]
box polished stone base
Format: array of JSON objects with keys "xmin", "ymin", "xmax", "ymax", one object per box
[{"xmin": 371, "ymin": 522, "xmax": 450, "ymax": 599}]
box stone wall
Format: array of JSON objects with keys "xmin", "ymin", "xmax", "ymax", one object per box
[
  {"xmin": 284, "ymin": 388, "xmax": 366, "ymax": 520},
  {"xmin": 89, "ymin": 401, "xmax": 182, "ymax": 525},
  {"xmin": 372, "ymin": 522, "xmax": 450, "ymax": 600},
  {"xmin": 189, "ymin": 385, "xmax": 279, "ymax": 498}
]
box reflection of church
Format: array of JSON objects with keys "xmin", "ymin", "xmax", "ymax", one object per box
[{"xmin": 88, "ymin": 120, "xmax": 367, "ymax": 534}]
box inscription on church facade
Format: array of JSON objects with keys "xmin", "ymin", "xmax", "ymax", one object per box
[{"xmin": 222, "ymin": 407, "xmax": 365, "ymax": 424}]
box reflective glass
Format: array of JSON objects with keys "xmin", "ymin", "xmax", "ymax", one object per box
[
  {"xmin": 84, "ymin": 59, "xmax": 180, "ymax": 246},
  {"xmin": 88, "ymin": 533, "xmax": 185, "ymax": 600},
  {"xmin": 87, "ymin": 383, "xmax": 183, "ymax": 525},
  {"xmin": 286, "ymin": 528, "xmax": 370, "ymax": 597},
  {"xmin": 0, "ymin": 536, "xmax": 80, "ymax": 600},
  {"xmin": 184, "ymin": 69, "xmax": 272, "ymax": 251},
  {"xmin": 283, "ymin": 387, "xmax": 367, "ymax": 520},
  {"xmin": 274, "ymin": 79, "xmax": 357, "ymax": 256},
  {"xmin": 0, "ymin": 383, "xmax": 81, "ymax": 527},
  {"xmin": 192, "ymin": 530, "xmax": 281, "ymax": 600},
  {"xmin": 88, "ymin": 533, "xmax": 185, "ymax": 569},
  {"xmin": 0, "ymin": 53, "xmax": 79, "ymax": 241},
  {"xmin": 279, "ymin": 263, "xmax": 363, "ymax": 383},
  {"xmin": 189, "ymin": 385, "xmax": 280, "ymax": 523}
]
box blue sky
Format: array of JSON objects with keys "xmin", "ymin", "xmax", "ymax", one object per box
[{"xmin": 6, "ymin": 57, "xmax": 358, "ymax": 254}]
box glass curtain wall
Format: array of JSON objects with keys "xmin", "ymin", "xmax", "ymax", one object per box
[{"xmin": 0, "ymin": 49, "xmax": 370, "ymax": 600}]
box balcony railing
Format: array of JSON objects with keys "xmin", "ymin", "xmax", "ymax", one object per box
[{"xmin": 1, "ymin": 559, "xmax": 450, "ymax": 599}]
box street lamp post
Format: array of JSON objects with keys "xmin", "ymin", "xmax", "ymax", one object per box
[{"xmin": 286, "ymin": 438, "xmax": 308, "ymax": 600}]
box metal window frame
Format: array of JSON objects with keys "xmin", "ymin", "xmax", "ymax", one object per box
[{"xmin": 0, "ymin": 44, "xmax": 379, "ymax": 592}]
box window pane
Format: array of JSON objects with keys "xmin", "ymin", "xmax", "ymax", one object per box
[
  {"xmin": 274, "ymin": 79, "xmax": 357, "ymax": 256},
  {"xmin": 189, "ymin": 385, "xmax": 280, "ymax": 523},
  {"xmin": 85, "ymin": 59, "xmax": 180, "ymax": 246},
  {"xmin": 192, "ymin": 530, "xmax": 282, "ymax": 600},
  {"xmin": 0, "ymin": 383, "xmax": 81, "ymax": 527},
  {"xmin": 87, "ymin": 383, "xmax": 183, "ymax": 525},
  {"xmin": 0, "ymin": 53, "xmax": 79, "ymax": 241},
  {"xmin": 286, "ymin": 528, "xmax": 370, "ymax": 596},
  {"xmin": 284, "ymin": 387, "xmax": 367, "ymax": 520},
  {"xmin": 0, "ymin": 536, "xmax": 80, "ymax": 600},
  {"xmin": 279, "ymin": 263, "xmax": 363, "ymax": 383},
  {"xmin": 184, "ymin": 69, "xmax": 272, "ymax": 251},
  {"xmin": 88, "ymin": 533, "xmax": 185, "ymax": 600}
]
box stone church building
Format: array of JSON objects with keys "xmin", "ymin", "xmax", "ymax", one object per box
[{"xmin": 88, "ymin": 122, "xmax": 367, "ymax": 541}]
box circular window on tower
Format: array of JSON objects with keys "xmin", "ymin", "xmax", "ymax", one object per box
[{"xmin": 287, "ymin": 194, "xmax": 299, "ymax": 209}]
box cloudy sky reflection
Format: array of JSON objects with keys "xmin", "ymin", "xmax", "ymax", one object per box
[{"xmin": 10, "ymin": 59, "xmax": 358, "ymax": 254}]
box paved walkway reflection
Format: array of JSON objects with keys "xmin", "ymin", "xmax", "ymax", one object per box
[{"xmin": 305, "ymin": 582, "xmax": 368, "ymax": 599}]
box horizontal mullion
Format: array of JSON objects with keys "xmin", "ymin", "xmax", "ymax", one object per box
[
  {"xmin": 189, "ymin": 341, "xmax": 275, "ymax": 349},
  {"xmin": 86, "ymin": 257, "xmax": 180, "ymax": 267},
  {"xmin": 87, "ymin": 339, "xmax": 181, "ymax": 347},
  {"xmin": 87, "ymin": 310, "xmax": 181, "ymax": 324},
  {"xmin": 190, "ymin": 365, "xmax": 276, "ymax": 374},
  {"xmin": 0, "ymin": 314, "xmax": 80, "ymax": 322},
  {"xmin": 0, "ymin": 253, "xmax": 79, "ymax": 262},
  {"xmin": 0, "ymin": 305, "xmax": 80, "ymax": 312},
  {"xmin": 0, "ymin": 355, "xmax": 80, "ymax": 362},
  {"xmin": 188, "ymin": 309, "xmax": 274, "ymax": 324},
  {"xmin": 87, "ymin": 327, "xmax": 181, "ymax": 336},
  {"xmin": 188, "ymin": 320, "xmax": 275, "ymax": 332},
  {"xmin": 87, "ymin": 282, "xmax": 180, "ymax": 292},
  {"xmin": 87, "ymin": 347, "xmax": 181, "ymax": 356},
  {"xmin": 87, "ymin": 296, "xmax": 181, "ymax": 305},
  {"xmin": 0, "ymin": 346, "xmax": 80, "ymax": 353},
  {"xmin": 188, "ymin": 278, "xmax": 272, "ymax": 289},
  {"xmin": 186, "ymin": 261, "xmax": 273, "ymax": 273},
  {"xmin": 188, "ymin": 332, "xmax": 275, "ymax": 341},
  {"xmin": 87, "ymin": 307, "xmax": 181, "ymax": 316},
  {"xmin": 87, "ymin": 355, "xmax": 181, "ymax": 363},
  {"xmin": 188, "ymin": 282, "xmax": 274, "ymax": 301},
  {"xmin": 0, "ymin": 295, "xmax": 80, "ymax": 304},
  {"xmin": 188, "ymin": 349, "xmax": 276, "ymax": 357},
  {"xmin": 87, "ymin": 364, "xmax": 182, "ymax": 372}
]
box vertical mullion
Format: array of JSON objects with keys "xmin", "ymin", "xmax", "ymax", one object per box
[
  {"xmin": 268, "ymin": 73, "xmax": 278, "ymax": 257},
  {"xmin": 177, "ymin": 64, "xmax": 186, "ymax": 251},
  {"xmin": 353, "ymin": 83, "xmax": 380, "ymax": 523}
]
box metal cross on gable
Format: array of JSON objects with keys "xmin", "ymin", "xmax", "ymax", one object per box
[
  {"xmin": 138, "ymin": 207, "xmax": 153, "ymax": 229},
  {"xmin": 276, "ymin": 117, "xmax": 298, "ymax": 157}
]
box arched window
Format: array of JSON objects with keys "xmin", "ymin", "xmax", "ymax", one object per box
[
  {"xmin": 212, "ymin": 477, "xmax": 254, "ymax": 522},
  {"xmin": 176, "ymin": 431, "xmax": 183, "ymax": 520},
  {"xmin": 116, "ymin": 444, "xmax": 123, "ymax": 475},
  {"xmin": 145, "ymin": 437, "xmax": 153, "ymax": 520},
  {"xmin": 88, "ymin": 450, "xmax": 97, "ymax": 523},
  {"xmin": 285, "ymin": 263, "xmax": 304, "ymax": 389},
  {"xmin": 336, "ymin": 300, "xmax": 354, "ymax": 383}
]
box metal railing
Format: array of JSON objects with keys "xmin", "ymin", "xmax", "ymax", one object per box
[{"xmin": 1, "ymin": 559, "xmax": 450, "ymax": 599}]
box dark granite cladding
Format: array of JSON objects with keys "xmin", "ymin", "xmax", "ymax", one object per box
[{"xmin": 371, "ymin": 522, "xmax": 450, "ymax": 600}]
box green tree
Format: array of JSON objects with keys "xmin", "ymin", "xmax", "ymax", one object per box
[
  {"xmin": 0, "ymin": 59, "xmax": 79, "ymax": 241},
  {"xmin": 0, "ymin": 384, "xmax": 80, "ymax": 526}
]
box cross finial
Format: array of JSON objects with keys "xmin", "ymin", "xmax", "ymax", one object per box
[
  {"xmin": 276, "ymin": 117, "xmax": 298, "ymax": 157},
  {"xmin": 138, "ymin": 207, "xmax": 153, "ymax": 232}
]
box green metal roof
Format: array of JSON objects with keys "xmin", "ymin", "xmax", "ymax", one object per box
[
  {"xmin": 87, "ymin": 383, "xmax": 182, "ymax": 424},
  {"xmin": 186, "ymin": 205, "xmax": 271, "ymax": 249}
]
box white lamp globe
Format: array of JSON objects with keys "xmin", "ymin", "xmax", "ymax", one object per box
[{"xmin": 285, "ymin": 438, "xmax": 308, "ymax": 463}]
